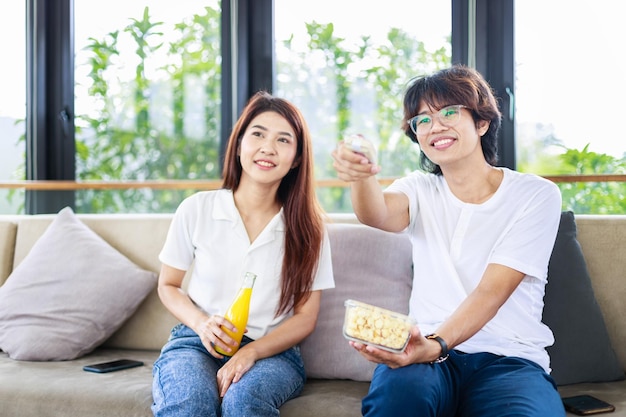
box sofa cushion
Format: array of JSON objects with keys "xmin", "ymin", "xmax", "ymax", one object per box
[
  {"xmin": 300, "ymin": 223, "xmax": 413, "ymax": 381},
  {"xmin": 75, "ymin": 214, "xmax": 178, "ymax": 351},
  {"xmin": 0, "ymin": 348, "xmax": 157, "ymax": 416},
  {"xmin": 543, "ymin": 211, "xmax": 624, "ymax": 385},
  {"xmin": 0, "ymin": 207, "xmax": 157, "ymax": 361}
]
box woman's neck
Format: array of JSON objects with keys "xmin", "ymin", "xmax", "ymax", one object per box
[
  {"xmin": 233, "ymin": 183, "xmax": 282, "ymax": 243},
  {"xmin": 234, "ymin": 180, "xmax": 280, "ymax": 214}
]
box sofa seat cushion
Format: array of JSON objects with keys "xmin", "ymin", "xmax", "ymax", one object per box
[
  {"xmin": 558, "ymin": 380, "xmax": 626, "ymax": 416},
  {"xmin": 280, "ymin": 379, "xmax": 370, "ymax": 417},
  {"xmin": 0, "ymin": 207, "xmax": 158, "ymax": 361},
  {"xmin": 0, "ymin": 348, "xmax": 158, "ymax": 417}
]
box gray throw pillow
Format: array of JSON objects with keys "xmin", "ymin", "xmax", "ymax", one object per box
[
  {"xmin": 300, "ymin": 223, "xmax": 413, "ymax": 381},
  {"xmin": 543, "ymin": 211, "xmax": 624, "ymax": 385},
  {"xmin": 0, "ymin": 207, "xmax": 157, "ymax": 361}
]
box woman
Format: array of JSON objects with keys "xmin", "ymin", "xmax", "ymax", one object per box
[
  {"xmin": 152, "ymin": 91, "xmax": 334, "ymax": 416},
  {"xmin": 332, "ymin": 65, "xmax": 565, "ymax": 416}
]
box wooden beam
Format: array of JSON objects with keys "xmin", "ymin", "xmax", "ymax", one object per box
[{"xmin": 0, "ymin": 175, "xmax": 625, "ymax": 191}]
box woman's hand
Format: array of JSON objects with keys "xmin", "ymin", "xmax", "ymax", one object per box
[
  {"xmin": 212, "ymin": 291, "xmax": 324, "ymax": 395},
  {"xmin": 194, "ymin": 314, "xmax": 238, "ymax": 358},
  {"xmin": 158, "ymin": 264, "xmax": 240, "ymax": 357},
  {"xmin": 331, "ymin": 137, "xmax": 380, "ymax": 182},
  {"xmin": 216, "ymin": 344, "xmax": 258, "ymax": 397}
]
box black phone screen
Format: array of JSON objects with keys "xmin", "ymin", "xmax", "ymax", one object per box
[
  {"xmin": 562, "ymin": 395, "xmax": 615, "ymax": 415},
  {"xmin": 83, "ymin": 359, "xmax": 144, "ymax": 373}
]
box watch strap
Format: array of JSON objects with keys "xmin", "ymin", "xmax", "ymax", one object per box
[{"xmin": 425, "ymin": 333, "xmax": 449, "ymax": 363}]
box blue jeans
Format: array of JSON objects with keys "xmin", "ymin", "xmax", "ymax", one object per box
[
  {"xmin": 362, "ymin": 350, "xmax": 565, "ymax": 417},
  {"xmin": 152, "ymin": 324, "xmax": 306, "ymax": 417}
]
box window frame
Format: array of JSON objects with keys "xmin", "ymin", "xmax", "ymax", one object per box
[
  {"xmin": 26, "ymin": 0, "xmax": 76, "ymax": 213},
  {"xmin": 453, "ymin": 0, "xmax": 515, "ymax": 170}
]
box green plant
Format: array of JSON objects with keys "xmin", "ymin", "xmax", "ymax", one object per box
[
  {"xmin": 277, "ymin": 22, "xmax": 451, "ymax": 212},
  {"xmin": 556, "ymin": 145, "xmax": 626, "ymax": 214},
  {"xmin": 76, "ymin": 6, "xmax": 222, "ymax": 213}
]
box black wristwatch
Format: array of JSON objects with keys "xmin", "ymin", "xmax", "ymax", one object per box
[{"xmin": 425, "ymin": 333, "xmax": 449, "ymax": 363}]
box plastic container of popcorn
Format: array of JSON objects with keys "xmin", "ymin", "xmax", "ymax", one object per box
[{"xmin": 343, "ymin": 299, "xmax": 415, "ymax": 353}]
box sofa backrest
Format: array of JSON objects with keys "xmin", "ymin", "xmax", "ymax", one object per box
[
  {"xmin": 300, "ymin": 221, "xmax": 414, "ymax": 381},
  {"xmin": 0, "ymin": 219, "xmax": 17, "ymax": 284},
  {"xmin": 574, "ymin": 215, "xmax": 626, "ymax": 369},
  {"xmin": 1, "ymin": 212, "xmax": 625, "ymax": 376}
]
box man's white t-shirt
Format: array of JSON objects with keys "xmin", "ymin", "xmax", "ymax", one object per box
[
  {"xmin": 159, "ymin": 189, "xmax": 335, "ymax": 340},
  {"xmin": 386, "ymin": 168, "xmax": 561, "ymax": 372}
]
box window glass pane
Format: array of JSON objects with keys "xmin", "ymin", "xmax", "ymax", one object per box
[
  {"xmin": 275, "ymin": 0, "xmax": 452, "ymax": 212},
  {"xmin": 74, "ymin": 1, "xmax": 221, "ymax": 213},
  {"xmin": 516, "ymin": 1, "xmax": 626, "ymax": 164},
  {"xmin": 0, "ymin": 2, "xmax": 26, "ymax": 214},
  {"xmin": 515, "ymin": 0, "xmax": 626, "ymax": 214}
]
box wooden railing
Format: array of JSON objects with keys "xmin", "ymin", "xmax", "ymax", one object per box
[
  {"xmin": 0, "ymin": 180, "xmax": 225, "ymax": 191},
  {"xmin": 540, "ymin": 174, "xmax": 626, "ymax": 183},
  {"xmin": 1, "ymin": 174, "xmax": 626, "ymax": 191},
  {"xmin": 0, "ymin": 178, "xmax": 396, "ymax": 190}
]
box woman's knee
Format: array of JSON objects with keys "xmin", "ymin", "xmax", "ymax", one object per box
[
  {"xmin": 221, "ymin": 383, "xmax": 280, "ymax": 417},
  {"xmin": 152, "ymin": 373, "xmax": 220, "ymax": 417},
  {"xmin": 152, "ymin": 346, "xmax": 221, "ymax": 416},
  {"xmin": 221, "ymin": 353, "xmax": 305, "ymax": 416}
]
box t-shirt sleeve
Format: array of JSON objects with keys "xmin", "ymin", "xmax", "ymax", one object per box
[
  {"xmin": 159, "ymin": 196, "xmax": 197, "ymax": 271},
  {"xmin": 385, "ymin": 171, "xmax": 423, "ymax": 230},
  {"xmin": 489, "ymin": 179, "xmax": 562, "ymax": 281}
]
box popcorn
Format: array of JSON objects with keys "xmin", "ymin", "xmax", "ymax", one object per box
[{"xmin": 343, "ymin": 299, "xmax": 414, "ymax": 353}]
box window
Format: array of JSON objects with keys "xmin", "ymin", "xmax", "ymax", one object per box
[
  {"xmin": 74, "ymin": 1, "xmax": 221, "ymax": 213},
  {"xmin": 0, "ymin": 1, "xmax": 26, "ymax": 213},
  {"xmin": 515, "ymin": 0, "xmax": 626, "ymax": 213},
  {"xmin": 274, "ymin": 0, "xmax": 452, "ymax": 211},
  {"xmin": 515, "ymin": 0, "xmax": 626, "ymax": 172}
]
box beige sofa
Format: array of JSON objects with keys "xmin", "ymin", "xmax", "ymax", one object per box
[{"xmin": 0, "ymin": 211, "xmax": 625, "ymax": 416}]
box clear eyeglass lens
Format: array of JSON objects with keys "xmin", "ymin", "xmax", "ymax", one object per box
[
  {"xmin": 441, "ymin": 106, "xmax": 461, "ymax": 121},
  {"xmin": 409, "ymin": 105, "xmax": 464, "ymax": 135}
]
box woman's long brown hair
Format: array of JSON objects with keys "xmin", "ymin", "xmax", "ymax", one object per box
[{"xmin": 222, "ymin": 91, "xmax": 325, "ymax": 316}]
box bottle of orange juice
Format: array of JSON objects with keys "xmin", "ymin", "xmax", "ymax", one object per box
[{"xmin": 215, "ymin": 272, "xmax": 257, "ymax": 356}]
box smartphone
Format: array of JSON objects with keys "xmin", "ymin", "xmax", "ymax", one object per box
[
  {"xmin": 83, "ymin": 359, "xmax": 144, "ymax": 373},
  {"xmin": 562, "ymin": 395, "xmax": 615, "ymax": 415}
]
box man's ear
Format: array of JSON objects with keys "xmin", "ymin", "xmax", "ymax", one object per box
[{"xmin": 477, "ymin": 120, "xmax": 490, "ymax": 136}]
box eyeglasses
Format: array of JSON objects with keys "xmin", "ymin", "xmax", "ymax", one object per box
[{"xmin": 407, "ymin": 105, "xmax": 468, "ymax": 136}]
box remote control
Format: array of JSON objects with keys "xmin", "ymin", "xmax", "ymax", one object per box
[{"xmin": 344, "ymin": 135, "xmax": 377, "ymax": 165}]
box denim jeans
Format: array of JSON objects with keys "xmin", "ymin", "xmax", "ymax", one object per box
[
  {"xmin": 152, "ymin": 324, "xmax": 306, "ymax": 417},
  {"xmin": 362, "ymin": 350, "xmax": 565, "ymax": 417}
]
